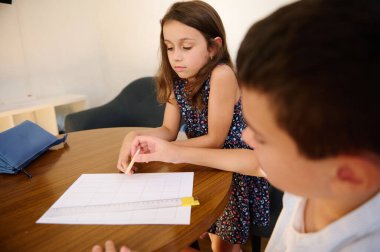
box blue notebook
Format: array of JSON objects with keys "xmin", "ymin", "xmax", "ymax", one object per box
[{"xmin": 0, "ymin": 120, "xmax": 67, "ymax": 178}]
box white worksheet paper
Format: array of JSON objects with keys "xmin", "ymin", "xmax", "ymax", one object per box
[{"xmin": 37, "ymin": 172, "xmax": 194, "ymax": 225}]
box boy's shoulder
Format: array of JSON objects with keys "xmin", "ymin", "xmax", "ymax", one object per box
[{"xmin": 267, "ymin": 192, "xmax": 380, "ymax": 251}]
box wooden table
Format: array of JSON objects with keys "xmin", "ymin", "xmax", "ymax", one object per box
[{"xmin": 0, "ymin": 128, "xmax": 232, "ymax": 252}]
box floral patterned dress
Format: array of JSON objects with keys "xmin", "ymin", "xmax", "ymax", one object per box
[{"xmin": 173, "ymin": 76, "xmax": 270, "ymax": 244}]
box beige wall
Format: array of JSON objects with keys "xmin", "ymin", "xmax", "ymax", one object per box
[{"xmin": 0, "ymin": 0, "xmax": 295, "ymax": 107}]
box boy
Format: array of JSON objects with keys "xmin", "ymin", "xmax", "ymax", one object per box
[
  {"xmin": 94, "ymin": 0, "xmax": 380, "ymax": 251},
  {"xmin": 235, "ymin": 0, "xmax": 380, "ymax": 250}
]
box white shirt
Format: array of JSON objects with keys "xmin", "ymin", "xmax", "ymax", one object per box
[{"xmin": 265, "ymin": 192, "xmax": 380, "ymax": 252}]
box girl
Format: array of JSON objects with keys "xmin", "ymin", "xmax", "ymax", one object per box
[{"xmin": 117, "ymin": 1, "xmax": 269, "ymax": 251}]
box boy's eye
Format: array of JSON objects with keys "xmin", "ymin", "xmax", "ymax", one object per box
[{"xmin": 253, "ymin": 134, "xmax": 266, "ymax": 145}]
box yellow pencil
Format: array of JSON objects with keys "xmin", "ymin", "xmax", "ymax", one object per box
[{"xmin": 125, "ymin": 148, "xmax": 140, "ymax": 174}]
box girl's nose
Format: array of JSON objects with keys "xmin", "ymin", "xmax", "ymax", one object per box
[{"xmin": 173, "ymin": 49, "xmax": 183, "ymax": 61}]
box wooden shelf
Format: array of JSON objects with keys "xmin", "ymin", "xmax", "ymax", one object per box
[{"xmin": 0, "ymin": 94, "xmax": 87, "ymax": 135}]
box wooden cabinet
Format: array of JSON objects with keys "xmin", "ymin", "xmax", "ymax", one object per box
[{"xmin": 0, "ymin": 94, "xmax": 87, "ymax": 135}]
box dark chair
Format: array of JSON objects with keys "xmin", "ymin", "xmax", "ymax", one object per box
[
  {"xmin": 250, "ymin": 185, "xmax": 283, "ymax": 252},
  {"xmin": 64, "ymin": 77, "xmax": 165, "ymax": 132}
]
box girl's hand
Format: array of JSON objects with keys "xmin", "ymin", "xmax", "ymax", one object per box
[
  {"xmin": 130, "ymin": 136, "xmax": 180, "ymax": 164},
  {"xmin": 117, "ymin": 132, "xmax": 138, "ymax": 173}
]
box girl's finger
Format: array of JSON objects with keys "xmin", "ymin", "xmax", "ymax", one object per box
[{"xmin": 130, "ymin": 166, "xmax": 139, "ymax": 175}]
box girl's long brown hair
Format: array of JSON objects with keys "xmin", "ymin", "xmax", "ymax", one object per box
[{"xmin": 156, "ymin": 0, "xmax": 233, "ymax": 109}]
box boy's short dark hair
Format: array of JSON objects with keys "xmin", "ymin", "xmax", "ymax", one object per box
[{"xmin": 237, "ymin": 0, "xmax": 380, "ymax": 159}]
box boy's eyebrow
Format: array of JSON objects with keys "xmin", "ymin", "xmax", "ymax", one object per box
[{"xmin": 242, "ymin": 111, "xmax": 263, "ymax": 136}]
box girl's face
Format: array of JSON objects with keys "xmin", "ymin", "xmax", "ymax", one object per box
[{"xmin": 163, "ymin": 20, "xmax": 213, "ymax": 81}]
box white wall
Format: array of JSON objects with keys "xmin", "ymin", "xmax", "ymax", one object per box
[{"xmin": 0, "ymin": 0, "xmax": 295, "ymax": 108}]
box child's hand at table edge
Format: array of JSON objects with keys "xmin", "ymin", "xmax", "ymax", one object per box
[
  {"xmin": 130, "ymin": 136, "xmax": 180, "ymax": 164},
  {"xmin": 92, "ymin": 240, "xmax": 135, "ymax": 252}
]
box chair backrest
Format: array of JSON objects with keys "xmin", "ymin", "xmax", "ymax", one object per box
[{"xmin": 64, "ymin": 77, "xmax": 165, "ymax": 132}]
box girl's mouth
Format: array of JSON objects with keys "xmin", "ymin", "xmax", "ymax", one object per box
[{"xmin": 174, "ymin": 66, "xmax": 186, "ymax": 72}]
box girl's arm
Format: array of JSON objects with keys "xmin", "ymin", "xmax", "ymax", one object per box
[
  {"xmin": 117, "ymin": 93, "xmax": 181, "ymax": 172},
  {"xmin": 131, "ymin": 136, "xmax": 265, "ymax": 177},
  {"xmin": 174, "ymin": 65, "xmax": 239, "ymax": 148}
]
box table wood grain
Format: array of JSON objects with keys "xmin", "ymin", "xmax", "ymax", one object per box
[{"xmin": 0, "ymin": 127, "xmax": 232, "ymax": 252}]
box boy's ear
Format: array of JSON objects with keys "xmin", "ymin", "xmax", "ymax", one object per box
[{"xmin": 332, "ymin": 154, "xmax": 380, "ymax": 194}]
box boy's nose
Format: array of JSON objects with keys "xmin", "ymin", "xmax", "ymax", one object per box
[{"xmin": 242, "ymin": 128, "xmax": 256, "ymax": 148}]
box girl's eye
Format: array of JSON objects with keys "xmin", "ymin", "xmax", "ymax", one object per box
[
  {"xmin": 167, "ymin": 47, "xmax": 173, "ymax": 51},
  {"xmin": 183, "ymin": 46, "xmax": 192, "ymax": 50}
]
